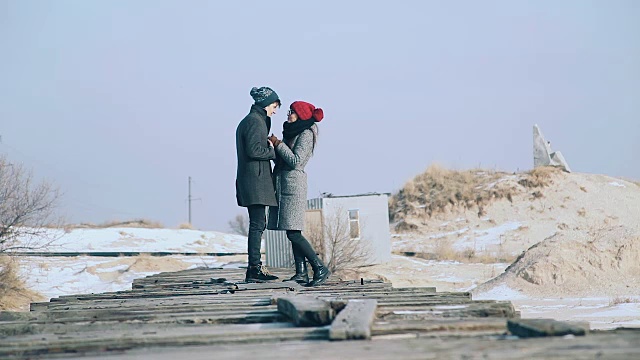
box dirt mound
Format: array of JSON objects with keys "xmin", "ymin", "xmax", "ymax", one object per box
[
  {"xmin": 390, "ymin": 166, "xmax": 640, "ymax": 263},
  {"xmin": 473, "ymin": 225, "xmax": 640, "ymax": 298}
]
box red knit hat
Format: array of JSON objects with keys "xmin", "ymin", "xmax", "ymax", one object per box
[{"xmin": 290, "ymin": 101, "xmax": 324, "ymax": 122}]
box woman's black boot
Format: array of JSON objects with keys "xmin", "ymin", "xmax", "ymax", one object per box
[
  {"xmin": 288, "ymin": 256, "xmax": 309, "ymax": 284},
  {"xmin": 306, "ymin": 257, "xmax": 331, "ymax": 287}
]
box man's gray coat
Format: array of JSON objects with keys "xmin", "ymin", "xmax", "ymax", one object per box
[{"xmin": 235, "ymin": 105, "xmax": 278, "ymax": 207}]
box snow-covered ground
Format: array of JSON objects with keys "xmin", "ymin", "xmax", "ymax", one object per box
[
  {"xmin": 19, "ymin": 254, "xmax": 246, "ymax": 301},
  {"xmin": 362, "ymin": 256, "xmax": 640, "ymax": 331},
  {"xmin": 475, "ymin": 289, "xmax": 640, "ymax": 330},
  {"xmin": 12, "ymin": 227, "xmax": 640, "ymax": 331},
  {"xmin": 20, "ymin": 228, "xmax": 248, "ymax": 253},
  {"xmin": 15, "ymin": 227, "xmax": 249, "ymax": 301}
]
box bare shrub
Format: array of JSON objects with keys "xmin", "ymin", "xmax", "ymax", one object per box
[
  {"xmin": 1, "ymin": 156, "xmax": 61, "ymax": 253},
  {"xmin": 306, "ymin": 207, "xmax": 372, "ymax": 278},
  {"xmin": 1, "ymin": 157, "xmax": 60, "ymax": 310},
  {"xmin": 228, "ymin": 213, "xmax": 249, "ymax": 236}
]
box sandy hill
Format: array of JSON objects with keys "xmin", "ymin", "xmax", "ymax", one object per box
[
  {"xmin": 473, "ymin": 225, "xmax": 640, "ymax": 298},
  {"xmin": 389, "ymin": 165, "xmax": 640, "ymax": 297}
]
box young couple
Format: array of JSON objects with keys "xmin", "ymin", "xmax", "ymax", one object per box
[{"xmin": 235, "ymin": 86, "xmax": 330, "ymax": 287}]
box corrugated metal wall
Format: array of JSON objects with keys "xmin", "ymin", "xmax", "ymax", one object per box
[
  {"xmin": 307, "ymin": 198, "xmax": 323, "ymax": 210},
  {"xmin": 265, "ymin": 198, "xmax": 323, "ymax": 268},
  {"xmin": 264, "ymin": 230, "xmax": 294, "ymax": 268}
]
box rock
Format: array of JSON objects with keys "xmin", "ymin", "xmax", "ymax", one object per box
[{"xmin": 533, "ymin": 124, "xmax": 571, "ymax": 172}]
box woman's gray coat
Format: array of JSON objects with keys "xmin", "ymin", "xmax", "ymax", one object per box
[{"xmin": 267, "ymin": 124, "xmax": 317, "ymax": 231}]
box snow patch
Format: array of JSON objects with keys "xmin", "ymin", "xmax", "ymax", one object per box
[{"xmin": 473, "ymin": 284, "xmax": 527, "ymax": 300}]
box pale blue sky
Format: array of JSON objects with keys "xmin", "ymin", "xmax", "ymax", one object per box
[{"xmin": 1, "ymin": 1, "xmax": 638, "ymax": 231}]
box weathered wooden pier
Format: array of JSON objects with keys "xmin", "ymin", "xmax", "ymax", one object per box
[{"xmin": 1, "ymin": 267, "xmax": 639, "ymax": 359}]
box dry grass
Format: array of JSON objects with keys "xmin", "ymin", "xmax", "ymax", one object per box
[
  {"xmin": 178, "ymin": 223, "xmax": 194, "ymax": 230},
  {"xmin": 389, "ymin": 164, "xmax": 512, "ymax": 222},
  {"xmin": 517, "ymin": 166, "xmax": 563, "ymax": 188},
  {"xmin": 609, "ymin": 296, "xmax": 640, "ymax": 306},
  {"xmin": 432, "ymin": 238, "xmax": 458, "ymax": 261},
  {"xmin": 409, "ymin": 238, "xmax": 516, "ymax": 264},
  {"xmin": 390, "ymin": 165, "xmax": 563, "ymax": 231},
  {"xmin": 68, "ymin": 219, "xmax": 165, "ymax": 229},
  {"xmin": 0, "ymin": 256, "xmax": 43, "ymax": 310}
]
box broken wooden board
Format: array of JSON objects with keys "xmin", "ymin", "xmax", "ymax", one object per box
[
  {"xmin": 329, "ymin": 299, "xmax": 377, "ymax": 340},
  {"xmin": 276, "ymin": 295, "xmax": 335, "ymax": 327}
]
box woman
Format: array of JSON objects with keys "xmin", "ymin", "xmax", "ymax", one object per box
[{"xmin": 267, "ymin": 101, "xmax": 330, "ymax": 287}]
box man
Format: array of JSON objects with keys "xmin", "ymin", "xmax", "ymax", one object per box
[{"xmin": 236, "ymin": 86, "xmax": 281, "ymax": 282}]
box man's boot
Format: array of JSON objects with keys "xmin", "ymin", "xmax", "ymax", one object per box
[
  {"xmin": 287, "ymin": 256, "xmax": 309, "ymax": 284},
  {"xmin": 245, "ymin": 264, "xmax": 279, "ymax": 283},
  {"xmin": 306, "ymin": 257, "xmax": 331, "ymax": 287}
]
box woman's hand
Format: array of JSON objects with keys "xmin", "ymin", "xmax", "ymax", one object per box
[{"xmin": 268, "ymin": 134, "xmax": 281, "ymax": 147}]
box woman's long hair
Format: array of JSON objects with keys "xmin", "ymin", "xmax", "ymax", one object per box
[{"xmin": 310, "ymin": 123, "xmax": 319, "ymax": 153}]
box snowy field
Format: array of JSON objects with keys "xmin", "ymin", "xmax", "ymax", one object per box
[
  {"xmin": 19, "ymin": 227, "xmax": 248, "ymax": 253},
  {"xmin": 13, "ymin": 227, "xmax": 640, "ymax": 331}
]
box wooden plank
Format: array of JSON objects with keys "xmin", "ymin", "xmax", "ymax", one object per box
[
  {"xmin": 6, "ymin": 266, "xmax": 573, "ymax": 360},
  {"xmin": 507, "ymin": 319, "xmax": 589, "ymax": 338},
  {"xmin": 1, "ymin": 309, "xmax": 285, "ymax": 327},
  {"xmin": 0, "ymin": 323, "xmax": 330, "ymax": 358},
  {"xmin": 378, "ymin": 301, "xmax": 517, "ymax": 319},
  {"xmin": 37, "ymin": 290, "xmax": 458, "ymax": 312},
  {"xmin": 276, "ymin": 295, "xmax": 335, "ymax": 327},
  {"xmin": 372, "ymin": 318, "xmax": 508, "ymax": 335},
  {"xmin": 42, "ymin": 331, "xmax": 640, "ymax": 360},
  {"xmin": 329, "ymin": 299, "xmax": 377, "ymax": 340}
]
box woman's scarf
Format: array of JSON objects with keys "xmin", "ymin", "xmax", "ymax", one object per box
[
  {"xmin": 282, "ymin": 119, "xmax": 315, "ymax": 144},
  {"xmin": 274, "ymin": 120, "xmax": 316, "ymax": 172}
]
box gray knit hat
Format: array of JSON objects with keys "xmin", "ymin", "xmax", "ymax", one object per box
[{"xmin": 250, "ymin": 86, "xmax": 280, "ymax": 108}]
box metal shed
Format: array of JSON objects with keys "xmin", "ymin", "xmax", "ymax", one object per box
[{"xmin": 265, "ymin": 192, "xmax": 391, "ymax": 268}]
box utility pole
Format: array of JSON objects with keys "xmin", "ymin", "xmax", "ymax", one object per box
[
  {"xmin": 187, "ymin": 176, "xmax": 201, "ymax": 224},
  {"xmin": 188, "ymin": 176, "xmax": 193, "ymax": 224}
]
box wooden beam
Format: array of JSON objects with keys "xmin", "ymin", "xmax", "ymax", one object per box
[{"xmin": 507, "ymin": 319, "xmax": 589, "ymax": 338}]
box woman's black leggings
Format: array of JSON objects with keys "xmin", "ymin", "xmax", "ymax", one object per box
[{"xmin": 286, "ymin": 230, "xmax": 318, "ymax": 262}]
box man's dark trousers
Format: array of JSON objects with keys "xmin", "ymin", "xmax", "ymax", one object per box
[{"xmin": 247, "ymin": 204, "xmax": 266, "ymax": 267}]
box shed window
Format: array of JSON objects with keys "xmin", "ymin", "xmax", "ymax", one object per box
[{"xmin": 348, "ymin": 209, "xmax": 360, "ymax": 239}]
